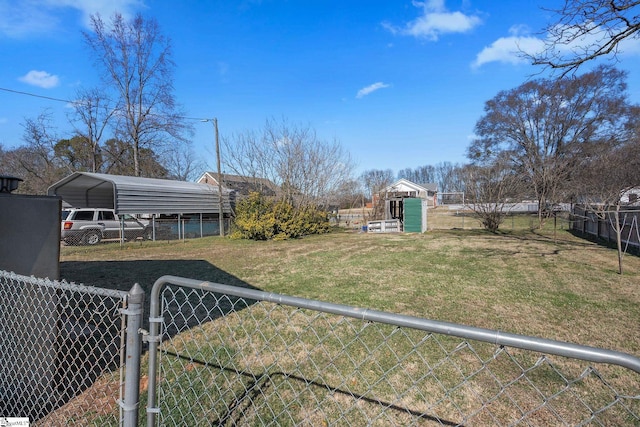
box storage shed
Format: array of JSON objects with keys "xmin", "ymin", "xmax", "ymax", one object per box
[
  {"xmin": 368, "ymin": 179, "xmax": 433, "ymax": 233},
  {"xmin": 48, "ymin": 172, "xmax": 235, "ymax": 215}
]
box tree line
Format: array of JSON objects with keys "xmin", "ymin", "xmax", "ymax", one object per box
[
  {"xmin": 360, "ymin": 65, "xmax": 638, "ymax": 223},
  {"xmin": 2, "ymin": 3, "xmax": 639, "ymax": 251},
  {"xmin": 1, "ymin": 12, "xmax": 201, "ymax": 194}
]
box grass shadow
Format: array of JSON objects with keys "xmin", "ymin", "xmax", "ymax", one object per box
[
  {"xmin": 60, "ymin": 259, "xmax": 260, "ymax": 335},
  {"xmin": 60, "ymin": 259, "xmax": 251, "ymax": 293},
  {"xmin": 569, "ymin": 229, "xmax": 640, "ymax": 256},
  {"xmin": 163, "ymin": 350, "xmax": 461, "ymax": 426}
]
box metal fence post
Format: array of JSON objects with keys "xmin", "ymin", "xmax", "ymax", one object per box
[
  {"xmin": 146, "ymin": 277, "xmax": 167, "ymax": 427},
  {"xmin": 121, "ymin": 283, "xmax": 145, "ymax": 427}
]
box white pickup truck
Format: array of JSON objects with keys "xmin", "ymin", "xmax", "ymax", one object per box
[{"xmin": 61, "ymin": 208, "xmax": 151, "ymax": 245}]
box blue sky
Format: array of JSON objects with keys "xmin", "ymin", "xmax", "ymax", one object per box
[{"xmin": 2, "ymin": 0, "xmax": 640, "ymax": 176}]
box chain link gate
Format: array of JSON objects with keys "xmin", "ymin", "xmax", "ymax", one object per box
[
  {"xmin": 0, "ymin": 270, "xmax": 137, "ymax": 426},
  {"xmin": 145, "ymin": 275, "xmax": 640, "ymax": 426},
  {"xmin": 3, "ymin": 270, "xmax": 639, "ymax": 425}
]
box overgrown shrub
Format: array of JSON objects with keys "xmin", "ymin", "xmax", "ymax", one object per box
[
  {"xmin": 232, "ymin": 192, "xmax": 330, "ymax": 240},
  {"xmin": 480, "ymin": 212, "xmax": 503, "ymax": 233}
]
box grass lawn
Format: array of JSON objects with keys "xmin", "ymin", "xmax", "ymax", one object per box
[
  {"xmin": 57, "ymin": 222, "xmax": 640, "ymax": 424},
  {"xmin": 60, "ymin": 224, "xmax": 640, "ymax": 355}
]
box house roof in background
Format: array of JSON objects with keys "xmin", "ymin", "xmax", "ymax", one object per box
[
  {"xmin": 385, "ymin": 179, "xmax": 438, "ymax": 194},
  {"xmin": 198, "ymin": 172, "xmax": 279, "ymax": 197}
]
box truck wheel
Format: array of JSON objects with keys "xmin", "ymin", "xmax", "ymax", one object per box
[{"xmin": 83, "ymin": 231, "xmax": 101, "ymax": 245}]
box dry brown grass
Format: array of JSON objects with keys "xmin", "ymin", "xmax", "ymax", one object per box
[{"xmin": 34, "ymin": 375, "xmax": 120, "ymax": 426}]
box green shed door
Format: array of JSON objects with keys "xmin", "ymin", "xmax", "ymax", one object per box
[{"xmin": 403, "ymin": 198, "xmax": 423, "ymax": 233}]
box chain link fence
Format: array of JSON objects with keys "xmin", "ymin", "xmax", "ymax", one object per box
[
  {"xmin": 146, "ymin": 276, "xmax": 640, "ymax": 426},
  {"xmin": 62, "ymin": 227, "xmax": 151, "ymax": 246},
  {"xmin": 0, "ymin": 270, "xmax": 129, "ymax": 426},
  {"xmin": 150, "ymin": 217, "xmax": 226, "ymax": 240},
  {"xmin": 61, "ymin": 217, "xmax": 231, "ymax": 246},
  {"xmin": 428, "ymin": 206, "xmax": 573, "ymax": 231}
]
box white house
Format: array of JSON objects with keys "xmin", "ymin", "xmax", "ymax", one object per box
[{"xmin": 381, "ymin": 179, "xmax": 438, "ymax": 207}]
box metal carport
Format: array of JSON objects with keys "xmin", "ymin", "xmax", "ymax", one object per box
[
  {"xmin": 48, "ymin": 172, "xmax": 235, "ymax": 240},
  {"xmin": 48, "ymin": 172, "xmax": 235, "ymax": 215}
]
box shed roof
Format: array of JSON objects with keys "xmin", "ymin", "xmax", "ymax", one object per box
[{"xmin": 48, "ymin": 172, "xmax": 235, "ymax": 215}]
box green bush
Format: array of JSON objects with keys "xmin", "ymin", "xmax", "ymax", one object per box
[{"xmin": 232, "ymin": 193, "xmax": 330, "ymax": 240}]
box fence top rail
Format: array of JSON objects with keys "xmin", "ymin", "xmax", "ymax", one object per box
[
  {"xmin": 150, "ymin": 275, "xmax": 640, "ymax": 375},
  {"xmin": 1, "ymin": 270, "xmax": 129, "ymax": 299}
]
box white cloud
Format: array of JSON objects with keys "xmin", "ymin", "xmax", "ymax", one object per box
[
  {"xmin": 548, "ymin": 21, "xmax": 640, "ymax": 59},
  {"xmin": 472, "ymin": 36, "xmax": 544, "ymax": 69},
  {"xmin": 383, "ymin": 0, "xmax": 482, "ymax": 41},
  {"xmin": 473, "ymin": 21, "xmax": 640, "ymax": 70},
  {"xmin": 616, "ymin": 34, "xmax": 640, "ymax": 56},
  {"xmin": 471, "ymin": 25, "xmax": 544, "ymax": 69},
  {"xmin": 0, "ymin": 0, "xmax": 143, "ymax": 38},
  {"xmin": 356, "ymin": 82, "xmax": 390, "ymax": 99},
  {"xmin": 19, "ymin": 70, "xmax": 61, "ymax": 88},
  {"xmin": 0, "ymin": 1, "xmax": 59, "ymax": 37},
  {"xmin": 45, "ymin": 0, "xmax": 144, "ymax": 27}
]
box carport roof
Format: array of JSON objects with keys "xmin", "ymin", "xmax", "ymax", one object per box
[{"xmin": 48, "ymin": 172, "xmax": 235, "ymax": 215}]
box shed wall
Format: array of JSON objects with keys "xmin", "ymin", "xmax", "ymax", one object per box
[{"xmin": 403, "ymin": 198, "xmax": 423, "ymax": 233}]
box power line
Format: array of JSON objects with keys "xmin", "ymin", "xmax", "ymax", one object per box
[
  {"xmin": 0, "ymin": 86, "xmax": 210, "ymax": 122},
  {"xmin": 0, "ymin": 86, "xmax": 73, "ymax": 104}
]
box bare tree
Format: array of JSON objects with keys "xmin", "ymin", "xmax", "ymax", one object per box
[
  {"xmin": 574, "ymin": 141, "xmax": 640, "ymax": 274},
  {"xmin": 531, "ymin": 1, "xmax": 640, "ymax": 75},
  {"xmin": 462, "ymin": 158, "xmax": 525, "ymax": 232},
  {"xmin": 221, "ymin": 128, "xmax": 273, "ymax": 192},
  {"xmin": 84, "ymin": 13, "xmax": 191, "ymax": 177},
  {"xmin": 398, "ymin": 162, "xmax": 465, "ymax": 193},
  {"xmin": 361, "ymin": 168, "xmax": 395, "ymax": 196},
  {"xmin": 434, "ymin": 162, "xmax": 465, "ymax": 192},
  {"xmin": 162, "ymin": 144, "xmax": 206, "ymax": 181},
  {"xmin": 8, "ymin": 112, "xmax": 67, "ymax": 194},
  {"xmin": 468, "ymin": 65, "xmax": 631, "ymax": 227},
  {"xmin": 223, "ymin": 118, "xmax": 355, "ymax": 209},
  {"xmin": 68, "ymin": 87, "xmax": 115, "ymax": 172},
  {"xmin": 331, "ymin": 178, "xmax": 366, "ymax": 210},
  {"xmin": 360, "ymin": 168, "xmax": 395, "ymax": 219},
  {"xmin": 398, "ymin": 165, "xmax": 436, "ymax": 184}
]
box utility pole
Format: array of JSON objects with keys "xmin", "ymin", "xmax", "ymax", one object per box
[
  {"xmin": 202, "ymin": 118, "xmax": 225, "ymax": 237},
  {"xmin": 214, "ymin": 118, "xmax": 225, "ymax": 237}
]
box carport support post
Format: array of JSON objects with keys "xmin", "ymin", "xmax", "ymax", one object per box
[
  {"xmin": 120, "ymin": 216, "xmax": 125, "ymax": 247},
  {"xmin": 122, "ymin": 283, "xmax": 144, "ymax": 427}
]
